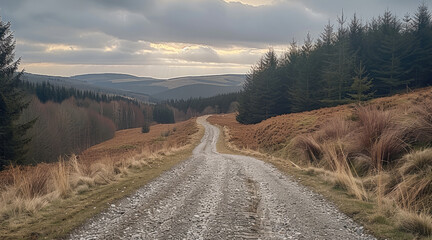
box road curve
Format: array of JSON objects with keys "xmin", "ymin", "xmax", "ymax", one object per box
[{"xmin": 68, "ymin": 116, "xmax": 375, "ymax": 240}]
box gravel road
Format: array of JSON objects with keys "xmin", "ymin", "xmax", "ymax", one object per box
[{"xmin": 68, "ymin": 116, "xmax": 375, "ymax": 240}]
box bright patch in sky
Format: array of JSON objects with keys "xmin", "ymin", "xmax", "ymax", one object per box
[{"xmin": 223, "ymin": 0, "xmax": 276, "ymax": 6}]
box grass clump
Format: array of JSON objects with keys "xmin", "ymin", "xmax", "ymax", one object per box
[{"xmin": 398, "ymin": 211, "xmax": 432, "ymax": 237}]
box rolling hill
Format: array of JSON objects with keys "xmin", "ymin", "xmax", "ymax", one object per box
[
  {"xmin": 21, "ymin": 73, "xmax": 151, "ymax": 102},
  {"xmin": 72, "ymin": 73, "xmax": 245, "ymax": 100},
  {"xmin": 22, "ymin": 72, "xmax": 245, "ymax": 102}
]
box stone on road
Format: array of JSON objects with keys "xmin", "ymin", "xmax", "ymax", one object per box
[{"xmin": 68, "ymin": 116, "xmax": 375, "ymax": 240}]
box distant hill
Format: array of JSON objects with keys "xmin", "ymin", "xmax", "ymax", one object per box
[
  {"xmin": 72, "ymin": 73, "xmax": 142, "ymax": 82},
  {"xmin": 21, "ymin": 73, "xmax": 150, "ymax": 102},
  {"xmin": 72, "ymin": 73, "xmax": 245, "ymax": 100}
]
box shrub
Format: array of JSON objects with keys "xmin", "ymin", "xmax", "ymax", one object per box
[
  {"xmin": 161, "ymin": 130, "xmax": 171, "ymax": 138},
  {"xmin": 141, "ymin": 122, "xmax": 150, "ymax": 133}
]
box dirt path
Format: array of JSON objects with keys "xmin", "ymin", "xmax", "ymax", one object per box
[{"xmin": 68, "ymin": 116, "xmax": 375, "ymax": 240}]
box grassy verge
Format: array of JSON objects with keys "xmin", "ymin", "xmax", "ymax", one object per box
[
  {"xmin": 0, "ymin": 120, "xmax": 205, "ymax": 240},
  {"xmin": 213, "ymin": 123, "xmax": 420, "ymax": 240}
]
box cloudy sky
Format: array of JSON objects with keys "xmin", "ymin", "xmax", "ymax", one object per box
[{"xmin": 0, "ymin": 0, "xmax": 425, "ymax": 78}]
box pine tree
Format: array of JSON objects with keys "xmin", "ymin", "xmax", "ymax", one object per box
[
  {"xmin": 0, "ymin": 18, "xmax": 35, "ymax": 169},
  {"xmin": 348, "ymin": 14, "xmax": 365, "ymax": 58},
  {"xmin": 411, "ymin": 3, "xmax": 432, "ymax": 87},
  {"xmin": 370, "ymin": 10, "xmax": 414, "ymax": 94},
  {"xmin": 237, "ymin": 49, "xmax": 282, "ymax": 124},
  {"xmin": 348, "ymin": 62, "xmax": 374, "ymax": 102},
  {"xmin": 374, "ymin": 35, "xmax": 412, "ymax": 93},
  {"xmin": 321, "ymin": 12, "xmax": 353, "ymax": 105}
]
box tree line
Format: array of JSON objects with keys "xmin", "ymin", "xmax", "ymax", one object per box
[
  {"xmin": 166, "ymin": 92, "xmax": 239, "ymax": 115},
  {"xmin": 237, "ymin": 4, "xmax": 432, "ymax": 124},
  {"xmin": 21, "ymin": 81, "xmax": 139, "ymax": 104}
]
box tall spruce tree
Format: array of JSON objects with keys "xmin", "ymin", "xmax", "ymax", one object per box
[
  {"xmin": 348, "ymin": 61, "xmax": 374, "ymax": 102},
  {"xmin": 0, "ymin": 18, "xmax": 34, "ymax": 169},
  {"xmin": 237, "ymin": 49, "xmax": 280, "ymax": 124},
  {"xmin": 371, "ymin": 11, "xmax": 410, "ymax": 94},
  {"xmin": 411, "ymin": 3, "xmax": 432, "ymax": 87},
  {"xmin": 322, "ymin": 12, "xmax": 353, "ymax": 105}
]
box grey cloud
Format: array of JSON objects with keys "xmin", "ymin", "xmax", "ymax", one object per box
[
  {"xmin": 1, "ymin": 0, "xmax": 324, "ymax": 47},
  {"xmin": 299, "ymin": 0, "xmax": 424, "ymax": 19},
  {"xmin": 0, "ymin": 0, "xmax": 426, "ymax": 71}
]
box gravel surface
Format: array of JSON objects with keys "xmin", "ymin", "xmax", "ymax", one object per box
[{"xmin": 68, "ymin": 116, "xmax": 376, "ymax": 240}]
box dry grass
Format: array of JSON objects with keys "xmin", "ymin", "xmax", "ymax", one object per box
[
  {"xmin": 321, "ymin": 141, "xmax": 368, "ymax": 200},
  {"xmin": 388, "ymin": 149, "xmax": 432, "ymax": 213},
  {"xmin": 398, "ymin": 210, "xmax": 432, "ymax": 236},
  {"xmin": 319, "ymin": 117, "xmax": 352, "ymax": 140},
  {"xmin": 294, "ymin": 135, "xmax": 322, "ymax": 163},
  {"xmin": 411, "ymin": 99, "xmax": 432, "ymax": 144},
  {"xmin": 208, "ymin": 87, "xmax": 432, "ymax": 238},
  {"xmin": 356, "ymin": 105, "xmax": 394, "ymax": 150},
  {"xmin": 0, "ymin": 118, "xmax": 198, "ymax": 224}
]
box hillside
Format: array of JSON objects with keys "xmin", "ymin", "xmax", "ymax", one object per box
[
  {"xmin": 0, "ymin": 118, "xmax": 202, "ymax": 239},
  {"xmin": 209, "ymin": 87, "xmax": 432, "ymax": 154},
  {"xmin": 209, "ymin": 87, "xmax": 432, "ymax": 239}
]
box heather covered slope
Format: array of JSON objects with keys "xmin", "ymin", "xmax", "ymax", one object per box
[
  {"xmin": 209, "ymin": 87, "xmax": 432, "ymax": 239},
  {"xmin": 209, "ymin": 87, "xmax": 432, "ymax": 154}
]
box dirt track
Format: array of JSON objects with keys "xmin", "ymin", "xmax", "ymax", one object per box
[{"xmin": 68, "ymin": 116, "xmax": 374, "ymax": 240}]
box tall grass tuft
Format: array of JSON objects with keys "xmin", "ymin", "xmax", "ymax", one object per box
[
  {"xmin": 356, "ymin": 105, "xmax": 393, "ymax": 151},
  {"xmin": 389, "ymin": 149, "xmax": 432, "ymax": 212},
  {"xmin": 412, "ymin": 100, "xmax": 432, "ymax": 143},
  {"xmin": 321, "ymin": 141, "xmax": 368, "ymax": 200},
  {"xmin": 398, "ymin": 210, "xmax": 432, "ymax": 237},
  {"xmin": 294, "ymin": 135, "xmax": 322, "ymax": 163},
  {"xmin": 370, "ymin": 129, "xmax": 407, "ymax": 169},
  {"xmin": 319, "ymin": 117, "xmax": 352, "ymax": 140},
  {"xmin": 51, "ymin": 158, "xmax": 70, "ymax": 198},
  {"xmin": 11, "ymin": 165, "xmax": 50, "ymax": 199}
]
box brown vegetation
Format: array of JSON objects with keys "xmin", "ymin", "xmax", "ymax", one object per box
[
  {"xmin": 17, "ymin": 96, "xmax": 153, "ymax": 164},
  {"xmin": 209, "ymin": 87, "xmax": 432, "ymax": 238},
  {"xmin": 0, "ymin": 118, "xmax": 198, "ymax": 224}
]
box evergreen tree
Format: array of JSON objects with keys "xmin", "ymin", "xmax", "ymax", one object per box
[
  {"xmin": 0, "ymin": 18, "xmax": 34, "ymax": 169},
  {"xmin": 348, "ymin": 14, "xmax": 365, "ymax": 58},
  {"xmin": 322, "ymin": 12, "xmax": 353, "ymax": 105},
  {"xmin": 411, "ymin": 3, "xmax": 432, "ymax": 87},
  {"xmin": 153, "ymin": 104, "xmax": 175, "ymax": 124},
  {"xmin": 374, "ymin": 35, "xmax": 412, "ymax": 93},
  {"xmin": 370, "ymin": 11, "xmax": 409, "ymax": 94},
  {"xmin": 348, "ymin": 62, "xmax": 374, "ymax": 102},
  {"xmin": 237, "ymin": 49, "xmax": 281, "ymax": 124},
  {"xmin": 235, "ymin": 4, "xmax": 432, "ymax": 125},
  {"xmin": 319, "ymin": 21, "xmax": 335, "ymax": 47}
]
